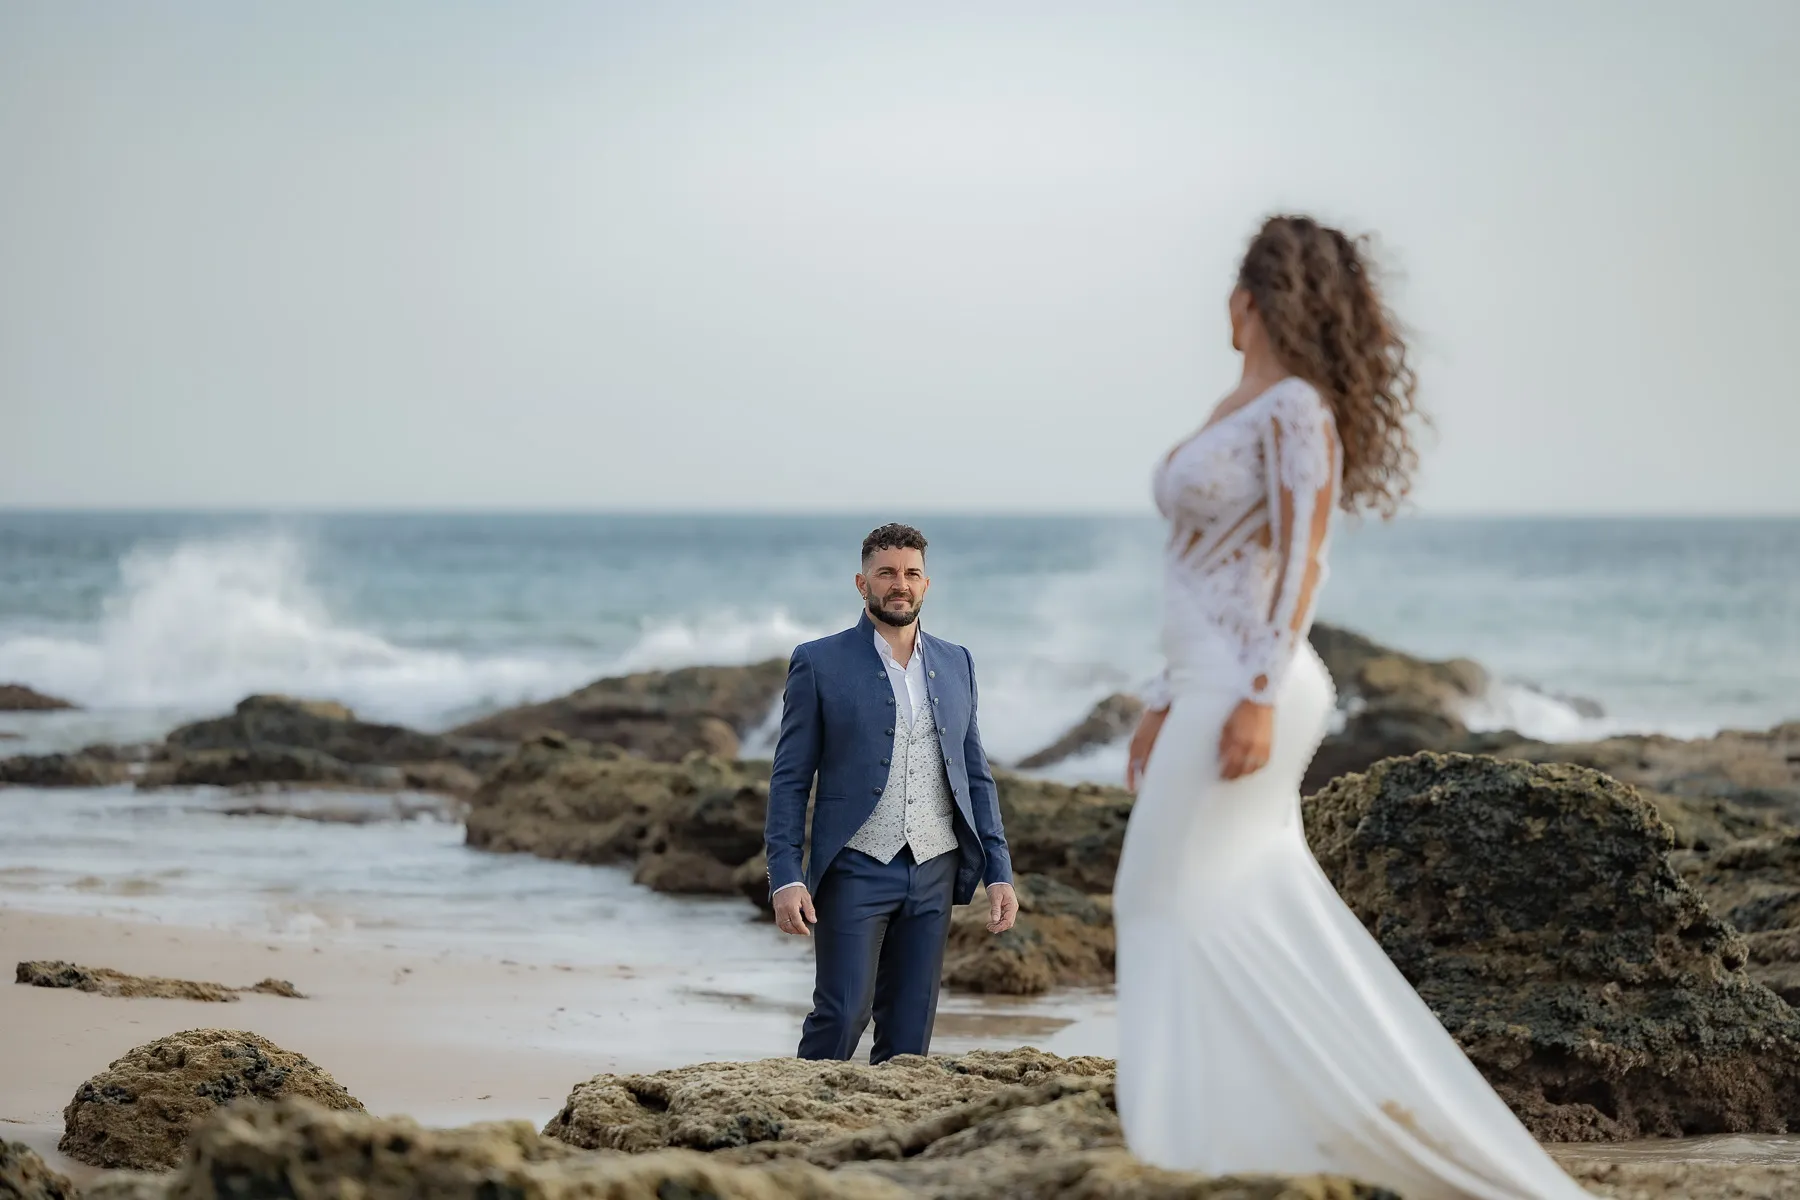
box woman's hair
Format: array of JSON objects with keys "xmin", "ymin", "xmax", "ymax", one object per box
[{"xmin": 1238, "ymin": 214, "xmax": 1424, "ymax": 517}]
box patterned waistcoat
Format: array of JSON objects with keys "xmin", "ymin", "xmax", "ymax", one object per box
[{"xmin": 844, "ymin": 698, "xmax": 959, "ymax": 864}]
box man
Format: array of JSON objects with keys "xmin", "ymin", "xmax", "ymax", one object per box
[{"xmin": 765, "ymin": 522, "xmax": 1019, "ymax": 1064}]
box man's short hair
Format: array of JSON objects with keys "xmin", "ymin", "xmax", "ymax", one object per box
[{"xmin": 861, "ymin": 523, "xmax": 928, "ymax": 565}]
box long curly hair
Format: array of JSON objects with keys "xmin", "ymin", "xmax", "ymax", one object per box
[{"xmin": 1237, "ymin": 214, "xmax": 1423, "ymax": 517}]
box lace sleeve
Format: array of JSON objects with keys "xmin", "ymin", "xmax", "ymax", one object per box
[{"xmin": 1244, "ymin": 382, "xmax": 1339, "ymax": 704}]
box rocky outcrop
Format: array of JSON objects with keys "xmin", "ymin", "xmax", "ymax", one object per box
[
  {"xmin": 1016, "ymin": 623, "xmax": 1491, "ymax": 779},
  {"xmin": 156, "ymin": 694, "xmax": 506, "ymax": 792},
  {"xmin": 1306, "ymin": 752, "xmax": 1800, "ymax": 1142},
  {"xmin": 0, "ymin": 683, "xmax": 76, "ymax": 711},
  {"xmin": 1676, "ymin": 833, "xmax": 1800, "ymax": 1006},
  {"xmin": 543, "ymin": 1048, "xmax": 1113, "ymax": 1152},
  {"xmin": 167, "ymin": 695, "xmax": 425, "ymax": 759},
  {"xmin": 993, "ymin": 776, "xmax": 1133, "ymax": 895},
  {"xmin": 0, "ymin": 752, "xmax": 127, "ymax": 788},
  {"xmin": 1497, "ymin": 721, "xmax": 1800, "ymax": 847},
  {"xmin": 0, "ymin": 1140, "xmax": 77, "ymax": 1200},
  {"xmin": 59, "ymin": 1029, "xmax": 363, "ymax": 1171},
  {"xmin": 943, "ymin": 876, "xmax": 1114, "ymax": 995},
  {"xmin": 76, "ymin": 1083, "xmax": 1411, "ymax": 1200},
  {"xmin": 1307, "ymin": 623, "xmax": 1488, "ymax": 716},
  {"xmin": 452, "ymin": 660, "xmax": 789, "ymax": 762},
  {"xmin": 1012, "ymin": 695, "xmax": 1144, "ymax": 771},
  {"xmin": 465, "ymin": 734, "xmax": 769, "ymax": 882},
  {"xmin": 17, "ymin": 960, "xmax": 304, "ymax": 1002}
]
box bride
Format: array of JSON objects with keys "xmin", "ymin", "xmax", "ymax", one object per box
[{"xmin": 1117, "ymin": 214, "xmax": 1591, "ymax": 1197}]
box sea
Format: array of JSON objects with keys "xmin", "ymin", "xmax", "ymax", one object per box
[{"xmin": 1, "ymin": 511, "xmax": 1797, "ymax": 995}]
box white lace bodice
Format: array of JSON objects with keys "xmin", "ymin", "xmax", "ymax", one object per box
[{"xmin": 1144, "ymin": 376, "xmax": 1341, "ymax": 709}]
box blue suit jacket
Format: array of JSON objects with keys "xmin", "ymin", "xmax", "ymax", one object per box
[{"xmin": 765, "ymin": 613, "xmax": 1014, "ymax": 907}]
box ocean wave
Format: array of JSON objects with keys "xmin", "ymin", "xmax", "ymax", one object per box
[
  {"xmin": 0, "ymin": 532, "xmax": 835, "ymax": 732},
  {"xmin": 0, "ymin": 534, "xmax": 600, "ymax": 728},
  {"xmin": 1459, "ymin": 681, "xmax": 1612, "ymax": 743}
]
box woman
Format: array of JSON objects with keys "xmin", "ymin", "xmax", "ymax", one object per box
[{"xmin": 1116, "ymin": 215, "xmax": 1591, "ymax": 1198}]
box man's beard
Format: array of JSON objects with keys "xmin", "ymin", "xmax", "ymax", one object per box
[{"xmin": 864, "ymin": 588, "xmax": 922, "ymax": 628}]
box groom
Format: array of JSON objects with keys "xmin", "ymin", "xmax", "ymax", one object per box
[{"xmin": 765, "ymin": 522, "xmax": 1018, "ymax": 1063}]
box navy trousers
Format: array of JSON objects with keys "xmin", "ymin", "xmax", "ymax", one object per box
[{"xmin": 797, "ymin": 845, "xmax": 959, "ymax": 1064}]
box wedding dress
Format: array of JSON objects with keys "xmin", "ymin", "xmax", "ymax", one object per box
[{"xmin": 1115, "ymin": 377, "xmax": 1590, "ymax": 1197}]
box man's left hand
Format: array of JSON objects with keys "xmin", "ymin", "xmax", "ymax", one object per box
[{"xmin": 986, "ymin": 882, "xmax": 1019, "ymax": 934}]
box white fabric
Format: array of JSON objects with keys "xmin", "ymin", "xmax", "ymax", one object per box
[
  {"xmin": 1145, "ymin": 376, "xmax": 1339, "ymax": 708},
  {"xmin": 874, "ymin": 628, "xmax": 930, "ymax": 723},
  {"xmin": 1116, "ymin": 383, "xmax": 1593, "ymax": 1197}
]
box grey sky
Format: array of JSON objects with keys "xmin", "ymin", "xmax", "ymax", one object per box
[{"xmin": 2, "ymin": 2, "xmax": 1795, "ymax": 514}]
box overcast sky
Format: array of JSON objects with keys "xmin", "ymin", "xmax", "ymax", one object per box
[{"xmin": 2, "ymin": 2, "xmax": 1796, "ymax": 514}]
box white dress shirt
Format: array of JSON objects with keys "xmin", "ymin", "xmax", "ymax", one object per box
[{"xmin": 876, "ymin": 626, "xmax": 930, "ymax": 725}]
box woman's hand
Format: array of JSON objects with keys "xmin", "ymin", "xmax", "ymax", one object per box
[
  {"xmin": 1126, "ymin": 706, "xmax": 1169, "ymax": 792},
  {"xmin": 1218, "ymin": 699, "xmax": 1274, "ymax": 779}
]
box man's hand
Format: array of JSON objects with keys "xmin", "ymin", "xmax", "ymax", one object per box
[
  {"xmin": 772, "ymin": 886, "xmax": 817, "ymax": 936},
  {"xmin": 986, "ymin": 882, "xmax": 1018, "ymax": 934},
  {"xmin": 1126, "ymin": 706, "xmax": 1169, "ymax": 792}
]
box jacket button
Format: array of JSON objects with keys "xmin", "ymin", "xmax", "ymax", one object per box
[
  {"xmin": 928, "ymin": 670, "xmax": 936, "ymax": 678},
  {"xmin": 885, "ymin": 696, "xmax": 894, "ymax": 706},
  {"xmin": 873, "ymin": 786, "xmax": 883, "ymax": 795},
  {"xmin": 884, "ymin": 728, "xmax": 894, "ymax": 736},
  {"xmin": 880, "ymin": 757, "xmax": 890, "ymax": 766}
]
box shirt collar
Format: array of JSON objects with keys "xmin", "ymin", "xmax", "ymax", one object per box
[{"xmin": 871, "ymin": 623, "xmax": 925, "ymax": 670}]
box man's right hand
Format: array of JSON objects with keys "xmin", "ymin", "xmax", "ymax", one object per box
[{"xmin": 772, "ymin": 886, "xmax": 818, "ymax": 936}]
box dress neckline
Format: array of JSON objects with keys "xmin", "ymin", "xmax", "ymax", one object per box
[{"xmin": 1160, "ymin": 376, "xmax": 1296, "ymax": 472}]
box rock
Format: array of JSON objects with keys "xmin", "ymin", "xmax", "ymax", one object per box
[
  {"xmin": 1305, "ymin": 752, "xmax": 1800, "ymax": 1141},
  {"xmin": 830, "ymin": 1086, "xmax": 1391, "ymax": 1199},
  {"xmin": 143, "ymin": 747, "xmax": 406, "ymax": 791},
  {"xmin": 545, "ymin": 1053, "xmax": 1392, "ymax": 1199},
  {"xmin": 0, "ymin": 752, "xmax": 125, "ymax": 787},
  {"xmin": 1676, "ymin": 834, "xmax": 1800, "ymax": 1003},
  {"xmin": 1012, "ymin": 624, "xmax": 1490, "ymax": 782},
  {"xmin": 161, "ymin": 694, "xmax": 508, "ymax": 786},
  {"xmin": 943, "ymin": 876, "xmax": 1113, "ymax": 995},
  {"xmin": 59, "ymin": 1029, "xmax": 363, "ymax": 1171},
  {"xmin": 736, "ymin": 852, "xmax": 775, "ymax": 914},
  {"xmin": 1013, "ymin": 694, "xmax": 1145, "ymax": 771},
  {"xmin": 1556, "ymin": 1158, "xmax": 1800, "ymax": 1200},
  {"xmin": 103, "ymin": 1072, "xmax": 1398, "ymax": 1200},
  {"xmin": 0, "ymin": 1139, "xmax": 77, "ymax": 1200},
  {"xmin": 633, "ymin": 849, "xmax": 741, "ymax": 894},
  {"xmin": 465, "ymin": 736, "xmax": 768, "ymax": 886},
  {"xmin": 0, "ymin": 683, "xmax": 77, "ymax": 711},
  {"xmin": 543, "ymin": 1047, "xmax": 1113, "ymax": 1153},
  {"xmin": 103, "ymin": 1095, "xmax": 908, "ymax": 1200},
  {"xmin": 993, "ymin": 775, "xmax": 1134, "ymax": 895},
  {"xmin": 451, "ymin": 660, "xmax": 790, "ymax": 761},
  {"xmin": 16, "ymin": 960, "xmax": 305, "ymax": 1002},
  {"xmin": 216, "ymin": 794, "xmax": 461, "ymax": 824},
  {"xmin": 1301, "ymin": 702, "xmax": 1482, "ymax": 795},
  {"xmin": 1497, "ymin": 722, "xmax": 1800, "ymax": 846},
  {"xmin": 1307, "ymin": 623, "xmax": 1488, "ymax": 714}
]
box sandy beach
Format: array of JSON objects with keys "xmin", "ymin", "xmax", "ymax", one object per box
[{"xmin": 0, "ymin": 904, "xmax": 1095, "ymax": 1181}]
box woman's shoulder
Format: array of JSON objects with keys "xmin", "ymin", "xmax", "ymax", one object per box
[{"xmin": 1257, "ymin": 377, "xmax": 1336, "ymax": 437}]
